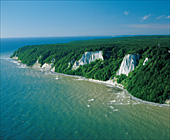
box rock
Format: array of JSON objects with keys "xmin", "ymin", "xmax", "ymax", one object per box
[
  {"xmin": 117, "ymin": 54, "xmax": 140, "ymax": 76},
  {"xmin": 72, "ymin": 51, "xmax": 103, "ymax": 70}
]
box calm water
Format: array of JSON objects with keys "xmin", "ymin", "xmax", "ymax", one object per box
[{"xmin": 0, "ymin": 37, "xmax": 170, "ymax": 140}]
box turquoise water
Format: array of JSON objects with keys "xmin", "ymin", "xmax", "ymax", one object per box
[{"xmin": 1, "ymin": 37, "xmax": 170, "ymax": 140}]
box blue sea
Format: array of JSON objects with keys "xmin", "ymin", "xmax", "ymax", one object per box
[{"xmin": 1, "ymin": 37, "xmax": 170, "ymax": 140}]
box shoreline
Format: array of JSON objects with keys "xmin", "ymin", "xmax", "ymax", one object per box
[
  {"xmin": 11, "ymin": 57, "xmax": 170, "ymax": 107},
  {"xmin": 51, "ymin": 72, "xmax": 170, "ymax": 107}
]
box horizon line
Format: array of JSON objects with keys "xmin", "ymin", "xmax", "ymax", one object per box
[{"xmin": 1, "ymin": 34, "xmax": 170, "ymax": 39}]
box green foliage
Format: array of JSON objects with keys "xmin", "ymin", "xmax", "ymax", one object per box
[
  {"xmin": 124, "ymin": 47, "xmax": 170, "ymax": 103},
  {"xmin": 11, "ymin": 35, "xmax": 170, "ymax": 103},
  {"xmin": 116, "ymin": 74, "xmax": 127, "ymax": 83}
]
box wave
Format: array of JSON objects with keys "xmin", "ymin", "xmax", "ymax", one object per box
[
  {"xmin": 88, "ymin": 99, "xmax": 94, "ymax": 102},
  {"xmin": 112, "ymin": 109, "xmax": 118, "ymax": 111},
  {"xmin": 109, "ymin": 106, "xmax": 114, "ymax": 109},
  {"xmin": 87, "ymin": 105, "xmax": 90, "ymax": 107},
  {"xmin": 18, "ymin": 64, "xmax": 27, "ymax": 68},
  {"xmin": 110, "ymin": 100, "xmax": 116, "ymax": 103}
]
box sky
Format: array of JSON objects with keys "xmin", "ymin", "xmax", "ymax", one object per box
[{"xmin": 1, "ymin": 0, "xmax": 170, "ymax": 38}]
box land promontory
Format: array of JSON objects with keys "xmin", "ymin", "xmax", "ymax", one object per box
[{"xmin": 11, "ymin": 36, "xmax": 170, "ymax": 104}]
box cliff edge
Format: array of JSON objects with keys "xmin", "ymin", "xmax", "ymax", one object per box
[{"xmin": 117, "ymin": 54, "xmax": 139, "ymax": 76}]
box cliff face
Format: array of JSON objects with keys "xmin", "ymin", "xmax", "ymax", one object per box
[
  {"xmin": 72, "ymin": 51, "xmax": 103, "ymax": 70},
  {"xmin": 42, "ymin": 63, "xmax": 53, "ymax": 70},
  {"xmin": 143, "ymin": 58, "xmax": 149, "ymax": 65},
  {"xmin": 32, "ymin": 60, "xmax": 41, "ymax": 68},
  {"xmin": 117, "ymin": 54, "xmax": 140, "ymax": 76},
  {"xmin": 32, "ymin": 58, "xmax": 55, "ymax": 71},
  {"xmin": 42, "ymin": 62, "xmax": 55, "ymax": 71}
]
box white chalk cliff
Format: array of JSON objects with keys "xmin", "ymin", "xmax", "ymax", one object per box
[
  {"xmin": 32, "ymin": 58, "xmax": 55, "ymax": 71},
  {"xmin": 72, "ymin": 51, "xmax": 104, "ymax": 70},
  {"xmin": 117, "ymin": 54, "xmax": 140, "ymax": 76},
  {"xmin": 51, "ymin": 67, "xmax": 55, "ymax": 72},
  {"xmin": 143, "ymin": 58, "xmax": 149, "ymax": 65},
  {"xmin": 42, "ymin": 59, "xmax": 55, "ymax": 71},
  {"xmin": 42, "ymin": 63, "xmax": 53, "ymax": 70},
  {"xmin": 32, "ymin": 59, "xmax": 41, "ymax": 68}
]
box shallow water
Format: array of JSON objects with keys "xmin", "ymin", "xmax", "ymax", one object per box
[{"xmin": 1, "ymin": 54, "xmax": 170, "ymax": 140}]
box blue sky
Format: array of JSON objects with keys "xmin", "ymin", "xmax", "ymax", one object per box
[{"xmin": 1, "ymin": 1, "xmax": 170, "ymax": 38}]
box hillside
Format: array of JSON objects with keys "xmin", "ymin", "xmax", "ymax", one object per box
[{"xmin": 11, "ymin": 35, "xmax": 170, "ymax": 104}]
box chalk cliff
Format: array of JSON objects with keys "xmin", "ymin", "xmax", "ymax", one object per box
[
  {"xmin": 42, "ymin": 63, "xmax": 53, "ymax": 70},
  {"xmin": 117, "ymin": 54, "xmax": 139, "ymax": 76},
  {"xmin": 72, "ymin": 51, "xmax": 103, "ymax": 70},
  {"xmin": 143, "ymin": 58, "xmax": 149, "ymax": 65},
  {"xmin": 32, "ymin": 58, "xmax": 55, "ymax": 71},
  {"xmin": 32, "ymin": 59, "xmax": 41, "ymax": 68}
]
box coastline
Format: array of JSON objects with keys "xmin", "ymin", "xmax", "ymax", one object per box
[
  {"xmin": 11, "ymin": 57, "xmax": 170, "ymax": 107},
  {"xmin": 51, "ymin": 72, "xmax": 170, "ymax": 107}
]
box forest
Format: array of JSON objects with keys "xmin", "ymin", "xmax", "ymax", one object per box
[{"xmin": 11, "ymin": 35, "xmax": 170, "ymax": 103}]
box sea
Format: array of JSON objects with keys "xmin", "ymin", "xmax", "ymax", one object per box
[{"xmin": 0, "ymin": 37, "xmax": 170, "ymax": 140}]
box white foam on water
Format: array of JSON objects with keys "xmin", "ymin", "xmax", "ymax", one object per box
[
  {"xmin": 106, "ymin": 85, "xmax": 114, "ymax": 87},
  {"xmin": 126, "ymin": 132, "xmax": 129, "ymax": 135},
  {"xmin": 8, "ymin": 59, "xmax": 23, "ymax": 67},
  {"xmin": 115, "ymin": 103, "xmax": 123, "ymax": 105},
  {"xmin": 115, "ymin": 92, "xmax": 122, "ymax": 95},
  {"xmin": 77, "ymin": 79, "xmax": 83, "ymax": 80},
  {"xmin": 132, "ymin": 102, "xmax": 141, "ymax": 105},
  {"xmin": 1, "ymin": 57, "xmax": 10, "ymax": 60},
  {"xmin": 55, "ymin": 77, "xmax": 59, "ymax": 80},
  {"xmin": 110, "ymin": 100, "xmax": 116, "ymax": 103},
  {"xmin": 114, "ymin": 102, "xmax": 131, "ymax": 106},
  {"xmin": 88, "ymin": 99, "xmax": 94, "ymax": 101},
  {"xmin": 113, "ymin": 109, "xmax": 118, "ymax": 111},
  {"xmin": 74, "ymin": 78, "xmax": 83, "ymax": 81},
  {"xmin": 44, "ymin": 71, "xmax": 52, "ymax": 75},
  {"xmin": 18, "ymin": 64, "xmax": 27, "ymax": 68},
  {"xmin": 109, "ymin": 106, "xmax": 114, "ymax": 109}
]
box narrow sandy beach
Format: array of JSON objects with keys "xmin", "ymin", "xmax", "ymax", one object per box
[{"xmin": 49, "ymin": 71, "xmax": 170, "ymax": 107}]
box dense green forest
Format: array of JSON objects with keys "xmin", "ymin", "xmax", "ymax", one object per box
[{"xmin": 11, "ymin": 35, "xmax": 170, "ymax": 103}]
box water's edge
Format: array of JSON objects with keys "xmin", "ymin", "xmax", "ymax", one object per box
[
  {"xmin": 11, "ymin": 57, "xmax": 170, "ymax": 107},
  {"xmin": 51, "ymin": 72, "xmax": 170, "ymax": 107}
]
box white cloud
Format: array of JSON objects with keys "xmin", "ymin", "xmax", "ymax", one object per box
[
  {"xmin": 124, "ymin": 11, "xmax": 129, "ymax": 16},
  {"xmin": 140, "ymin": 14, "xmax": 151, "ymax": 22},
  {"xmin": 166, "ymin": 15, "xmax": 170, "ymax": 19},
  {"xmin": 156, "ymin": 15, "xmax": 165, "ymax": 20},
  {"xmin": 128, "ymin": 23, "xmax": 169, "ymax": 29}
]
